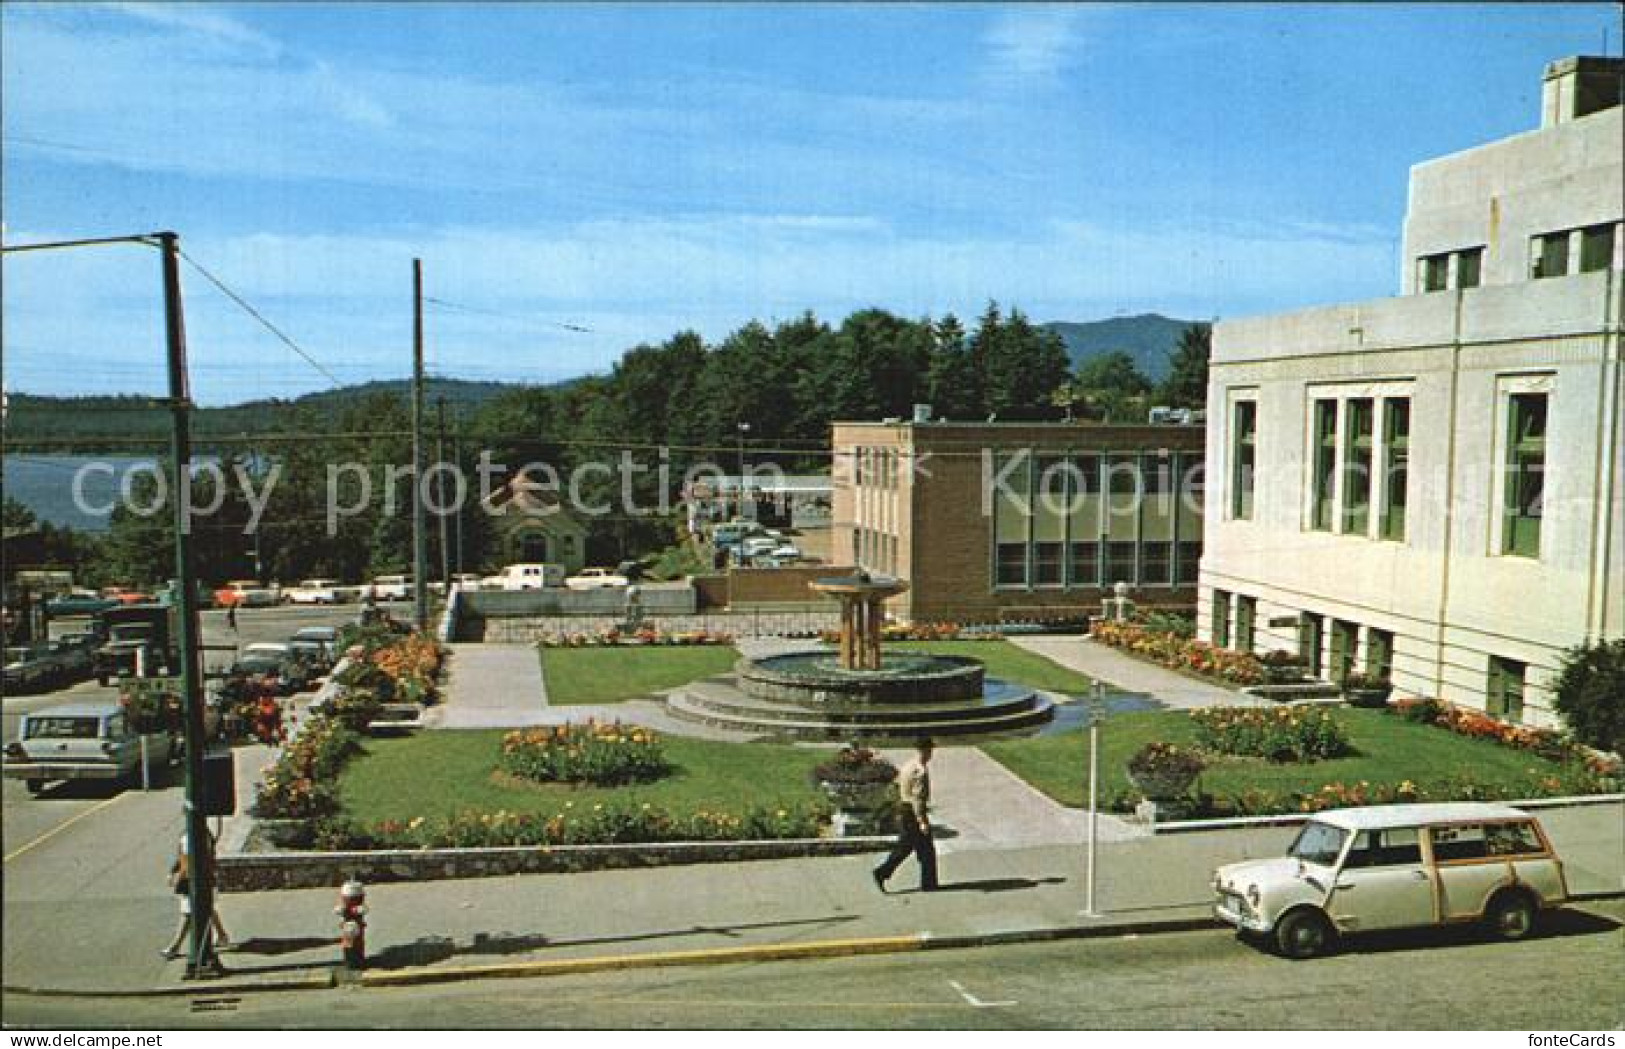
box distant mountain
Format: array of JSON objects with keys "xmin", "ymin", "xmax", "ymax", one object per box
[
  {"xmin": 1043, "ymin": 313, "xmax": 1200, "ymax": 382},
  {"xmin": 1, "ymin": 377, "xmax": 532, "ymax": 448}
]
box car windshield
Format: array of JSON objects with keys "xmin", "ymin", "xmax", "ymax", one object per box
[
  {"xmin": 26, "ymin": 716, "xmax": 102, "ymax": 740},
  {"xmin": 1288, "ymin": 821, "xmax": 1348, "ymax": 867}
]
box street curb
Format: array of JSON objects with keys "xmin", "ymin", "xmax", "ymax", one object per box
[{"xmin": 2, "ymin": 970, "xmax": 336, "ymax": 999}]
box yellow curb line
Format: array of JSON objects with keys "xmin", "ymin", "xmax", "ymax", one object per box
[{"xmin": 360, "ymin": 933, "xmax": 928, "ymax": 987}]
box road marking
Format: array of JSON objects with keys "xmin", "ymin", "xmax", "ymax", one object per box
[
  {"xmin": 4, "ymin": 793, "xmax": 127, "ymax": 864},
  {"xmin": 948, "ymin": 979, "xmax": 1016, "ymax": 1008}
]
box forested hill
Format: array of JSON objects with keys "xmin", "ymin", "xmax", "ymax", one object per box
[
  {"xmin": 1043, "ymin": 313, "xmax": 1198, "ymax": 382},
  {"xmin": 2, "ymin": 378, "xmax": 522, "ymax": 445}
]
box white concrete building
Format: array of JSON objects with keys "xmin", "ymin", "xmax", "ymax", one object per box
[{"xmin": 1200, "ymin": 56, "xmax": 1623, "ymax": 725}]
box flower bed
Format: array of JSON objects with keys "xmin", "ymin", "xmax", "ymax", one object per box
[
  {"xmin": 1391, "ymin": 697, "xmax": 1621, "ymax": 773},
  {"xmin": 536, "ymin": 628, "xmax": 735, "ymax": 647},
  {"xmin": 1191, "ymin": 706, "xmax": 1353, "ymax": 762},
  {"xmin": 499, "ymin": 721, "xmax": 670, "ymax": 786},
  {"xmin": 310, "ymin": 801, "xmax": 827, "ymax": 850},
  {"xmin": 249, "ymin": 715, "xmax": 361, "ymax": 823},
  {"xmin": 1091, "ymin": 619, "xmax": 1264, "ymax": 687}
]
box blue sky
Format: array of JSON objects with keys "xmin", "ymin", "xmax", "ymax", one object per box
[{"xmin": 2, "ymin": 2, "xmax": 1617, "ymax": 404}]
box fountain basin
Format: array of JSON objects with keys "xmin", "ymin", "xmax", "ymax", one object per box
[{"xmin": 738, "ymin": 653, "xmax": 984, "ymax": 706}]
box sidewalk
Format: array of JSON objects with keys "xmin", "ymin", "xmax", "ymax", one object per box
[
  {"xmin": 7, "ymin": 799, "xmax": 1616, "ymax": 996},
  {"xmin": 1009, "ymin": 635, "xmax": 1263, "ymax": 709},
  {"xmin": 429, "ymin": 644, "xmax": 553, "ymax": 729}
]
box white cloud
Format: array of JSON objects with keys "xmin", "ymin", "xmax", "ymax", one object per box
[
  {"xmin": 981, "ymin": 6, "xmax": 1086, "ymax": 89},
  {"xmin": 107, "ymin": 2, "xmax": 281, "ymax": 56}
]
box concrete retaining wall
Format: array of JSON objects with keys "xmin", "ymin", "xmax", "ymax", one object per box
[
  {"xmin": 217, "ymin": 836, "xmax": 889, "ymax": 891},
  {"xmin": 463, "ymin": 587, "xmax": 698, "ymax": 618}
]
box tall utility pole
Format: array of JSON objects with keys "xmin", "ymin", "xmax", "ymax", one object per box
[
  {"xmin": 159, "ymin": 232, "xmax": 219, "ymax": 979},
  {"xmin": 452, "ymin": 404, "xmax": 465, "ymax": 576},
  {"xmin": 411, "ymin": 258, "xmax": 428, "ymax": 632},
  {"xmin": 436, "ymin": 396, "xmax": 451, "ymax": 588}
]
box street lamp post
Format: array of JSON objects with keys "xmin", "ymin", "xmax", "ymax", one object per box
[
  {"xmin": 1082, "ymin": 679, "xmax": 1106, "ymax": 917},
  {"xmin": 736, "ymin": 422, "xmax": 751, "ymax": 518}
]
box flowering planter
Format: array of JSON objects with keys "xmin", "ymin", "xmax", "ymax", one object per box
[
  {"xmin": 1344, "ymin": 686, "xmax": 1393, "ymax": 709},
  {"xmin": 1127, "ymin": 767, "xmax": 1198, "ymax": 802},
  {"xmin": 1263, "ymin": 666, "xmax": 1306, "ymax": 686}
]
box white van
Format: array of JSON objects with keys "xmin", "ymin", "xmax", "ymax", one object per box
[{"xmin": 496, "ymin": 563, "xmax": 565, "ymax": 590}]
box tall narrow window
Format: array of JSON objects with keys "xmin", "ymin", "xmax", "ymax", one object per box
[
  {"xmin": 1487, "ymin": 657, "xmax": 1526, "ymax": 723},
  {"xmin": 1211, "ymin": 590, "xmax": 1231, "ymax": 649},
  {"xmin": 1579, "ymin": 223, "xmax": 1616, "ymax": 273},
  {"xmin": 1419, "ymin": 254, "xmax": 1449, "ymax": 292},
  {"xmin": 1342, "ymin": 399, "xmax": 1374, "ymax": 534},
  {"xmin": 1311, "ymin": 400, "xmax": 1337, "ymax": 531},
  {"xmin": 1329, "ymin": 619, "xmax": 1358, "ymax": 685},
  {"xmin": 1503, "ymin": 393, "xmax": 1547, "ymax": 558},
  {"xmin": 1235, "ymin": 595, "xmax": 1256, "ymax": 653},
  {"xmin": 1298, "ymin": 614, "xmax": 1323, "ymax": 677},
  {"xmin": 1456, "ymin": 248, "xmax": 1483, "ymax": 289},
  {"xmin": 1367, "ymin": 628, "xmax": 1394, "ymax": 681},
  {"xmin": 1231, "ymin": 400, "xmax": 1256, "ymax": 520},
  {"xmin": 1031, "ymin": 455, "xmax": 1066, "ymax": 587},
  {"xmin": 993, "ymin": 452, "xmax": 1031, "ymax": 586},
  {"xmin": 1532, "ymin": 232, "xmax": 1569, "ymax": 278},
  {"xmin": 1380, "ymin": 398, "xmax": 1410, "ymax": 541}
]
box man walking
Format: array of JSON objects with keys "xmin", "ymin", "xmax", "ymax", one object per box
[{"xmin": 873, "ymin": 737, "xmax": 938, "ymax": 893}]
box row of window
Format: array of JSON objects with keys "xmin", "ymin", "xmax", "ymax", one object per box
[
  {"xmin": 852, "ymin": 447, "xmax": 902, "ymax": 490},
  {"xmin": 991, "ymin": 450, "xmax": 1204, "ymax": 590},
  {"xmin": 1210, "ymin": 589, "xmax": 1530, "ymax": 721},
  {"xmin": 1414, "ymin": 222, "xmax": 1617, "ymax": 292},
  {"xmin": 1227, "ymin": 386, "xmax": 1546, "ymax": 559},
  {"xmin": 855, "ymin": 526, "xmax": 898, "ymax": 576}
]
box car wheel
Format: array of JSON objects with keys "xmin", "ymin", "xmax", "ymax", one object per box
[
  {"xmin": 1485, "ymin": 890, "xmax": 1538, "ymax": 941},
  {"xmin": 97, "ymin": 673, "xmax": 109, "ymax": 687},
  {"xmin": 25, "ymin": 779, "xmax": 45, "ymax": 795},
  {"xmin": 1274, "ymin": 908, "xmax": 1335, "ymax": 959}
]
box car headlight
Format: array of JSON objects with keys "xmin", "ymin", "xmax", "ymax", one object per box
[{"xmin": 1247, "ymin": 885, "xmax": 1261, "ymax": 906}]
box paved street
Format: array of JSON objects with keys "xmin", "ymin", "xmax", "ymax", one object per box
[{"xmin": 6, "ymin": 900, "xmax": 1621, "ymax": 1029}]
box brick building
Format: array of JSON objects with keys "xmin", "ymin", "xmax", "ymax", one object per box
[{"xmin": 831, "ymin": 417, "xmax": 1205, "ymax": 623}]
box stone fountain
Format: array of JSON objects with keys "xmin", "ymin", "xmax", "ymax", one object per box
[{"xmin": 667, "ymin": 572, "xmax": 1054, "ymax": 740}]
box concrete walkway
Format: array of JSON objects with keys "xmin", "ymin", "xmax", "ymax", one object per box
[
  {"xmin": 431, "ymin": 644, "xmax": 554, "ymax": 729},
  {"xmin": 1010, "ymin": 635, "xmax": 1263, "ymax": 709}
]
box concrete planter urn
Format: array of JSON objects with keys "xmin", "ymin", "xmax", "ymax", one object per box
[
  {"xmin": 1343, "ymin": 676, "xmax": 1394, "ymax": 709},
  {"xmin": 1260, "ymin": 651, "xmax": 1308, "ymax": 686},
  {"xmin": 1125, "ymin": 742, "xmax": 1204, "ymax": 802},
  {"xmin": 812, "ymin": 744, "xmax": 898, "ymax": 837}
]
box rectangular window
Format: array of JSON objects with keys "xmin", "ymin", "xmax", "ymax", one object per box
[
  {"xmin": 1068, "ymin": 541, "xmax": 1099, "ymax": 587},
  {"xmin": 1419, "ymin": 254, "xmax": 1449, "ymax": 292},
  {"xmin": 1033, "ymin": 542, "xmax": 1064, "ymax": 586},
  {"xmin": 1367, "ymin": 628, "xmax": 1394, "ymax": 680},
  {"xmin": 1580, "ymin": 223, "xmax": 1616, "ymax": 273},
  {"xmin": 995, "ymin": 544, "xmax": 1028, "ymax": 587},
  {"xmin": 1487, "ymin": 656, "xmax": 1526, "ymax": 723},
  {"xmin": 1231, "ymin": 400, "xmax": 1256, "ymax": 519},
  {"xmin": 1298, "ymin": 615, "xmax": 1323, "ymax": 677},
  {"xmin": 1329, "ymin": 619, "xmax": 1358, "ymax": 685},
  {"xmin": 1140, "ymin": 542, "xmax": 1172, "ymax": 586},
  {"xmin": 1211, "ymin": 590, "xmax": 1231, "ymax": 649},
  {"xmin": 1311, "ymin": 400, "xmax": 1337, "ymax": 531},
  {"xmin": 1105, "ymin": 542, "xmax": 1137, "ymax": 585},
  {"xmin": 1532, "ymin": 232, "xmax": 1569, "ymax": 278},
  {"xmin": 1503, "ymin": 393, "xmax": 1547, "ymax": 558},
  {"xmin": 1380, "ymin": 398, "xmax": 1410, "ymax": 541},
  {"xmin": 1342, "ymin": 398, "xmax": 1374, "ymax": 534},
  {"xmin": 1175, "ymin": 541, "xmax": 1202, "ymax": 586},
  {"xmin": 1456, "ymin": 247, "xmax": 1483, "ymax": 289},
  {"xmin": 1235, "ymin": 595, "xmax": 1256, "ymax": 653}
]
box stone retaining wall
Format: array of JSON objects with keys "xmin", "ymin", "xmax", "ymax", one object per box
[
  {"xmin": 217, "ymin": 836, "xmax": 889, "ymax": 891},
  {"xmin": 484, "ymin": 610, "xmax": 841, "ymax": 642}
]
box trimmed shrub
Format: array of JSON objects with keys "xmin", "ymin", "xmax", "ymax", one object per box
[{"xmin": 1552, "ymin": 638, "xmax": 1625, "ymax": 755}]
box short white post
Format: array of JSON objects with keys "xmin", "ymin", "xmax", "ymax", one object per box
[
  {"xmin": 140, "ymin": 734, "xmax": 150, "ymax": 792},
  {"xmin": 1083, "ymin": 680, "xmax": 1103, "ymax": 917}
]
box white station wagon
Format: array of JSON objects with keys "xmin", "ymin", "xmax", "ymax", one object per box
[{"xmin": 1212, "ymin": 803, "xmax": 1569, "ymax": 958}]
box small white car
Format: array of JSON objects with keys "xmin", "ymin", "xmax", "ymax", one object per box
[
  {"xmin": 565, "ymin": 568, "xmax": 629, "ymax": 590},
  {"xmin": 286, "ymin": 578, "xmax": 341, "ymax": 605},
  {"xmin": 1213, "ymin": 803, "xmax": 1569, "ymax": 958},
  {"xmin": 371, "ymin": 575, "xmax": 412, "ymax": 601}
]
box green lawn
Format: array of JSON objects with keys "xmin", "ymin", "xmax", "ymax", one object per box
[
  {"xmin": 339, "ymin": 730, "xmax": 829, "ymax": 822},
  {"xmin": 981, "ymin": 708, "xmax": 1603, "ymax": 812},
  {"xmin": 540, "ymin": 645, "xmax": 740, "ymax": 705},
  {"xmin": 886, "ymin": 639, "xmax": 1095, "ymax": 694}
]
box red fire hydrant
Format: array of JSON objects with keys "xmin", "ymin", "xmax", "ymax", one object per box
[{"xmin": 335, "ymin": 879, "xmax": 367, "ymax": 969}]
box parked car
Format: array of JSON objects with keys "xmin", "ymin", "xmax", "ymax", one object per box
[
  {"xmin": 565, "ymin": 568, "xmax": 630, "ymax": 591},
  {"xmin": 94, "ymin": 605, "xmax": 177, "ymax": 685},
  {"xmin": 103, "ymin": 588, "xmax": 154, "ymax": 606},
  {"xmin": 289, "ymin": 625, "xmax": 340, "ymax": 663},
  {"xmin": 371, "ymin": 575, "xmax": 412, "ymax": 601},
  {"xmin": 492, "ymin": 563, "xmax": 565, "ymax": 591},
  {"xmin": 286, "ymin": 636, "xmax": 334, "ymax": 674},
  {"xmin": 45, "ymin": 590, "xmax": 119, "ymax": 618},
  {"xmin": 3, "ymin": 646, "xmax": 57, "ymax": 692},
  {"xmin": 214, "ymin": 580, "xmax": 282, "ymax": 608},
  {"xmin": 44, "ymin": 639, "xmax": 94, "ymax": 681},
  {"xmin": 238, "ymin": 643, "xmax": 317, "ymax": 693},
  {"xmin": 286, "ymin": 579, "xmax": 342, "ymax": 605},
  {"xmin": 3, "ymin": 700, "xmax": 174, "ymax": 794},
  {"xmin": 1212, "ymin": 803, "xmax": 1569, "ymax": 958}
]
